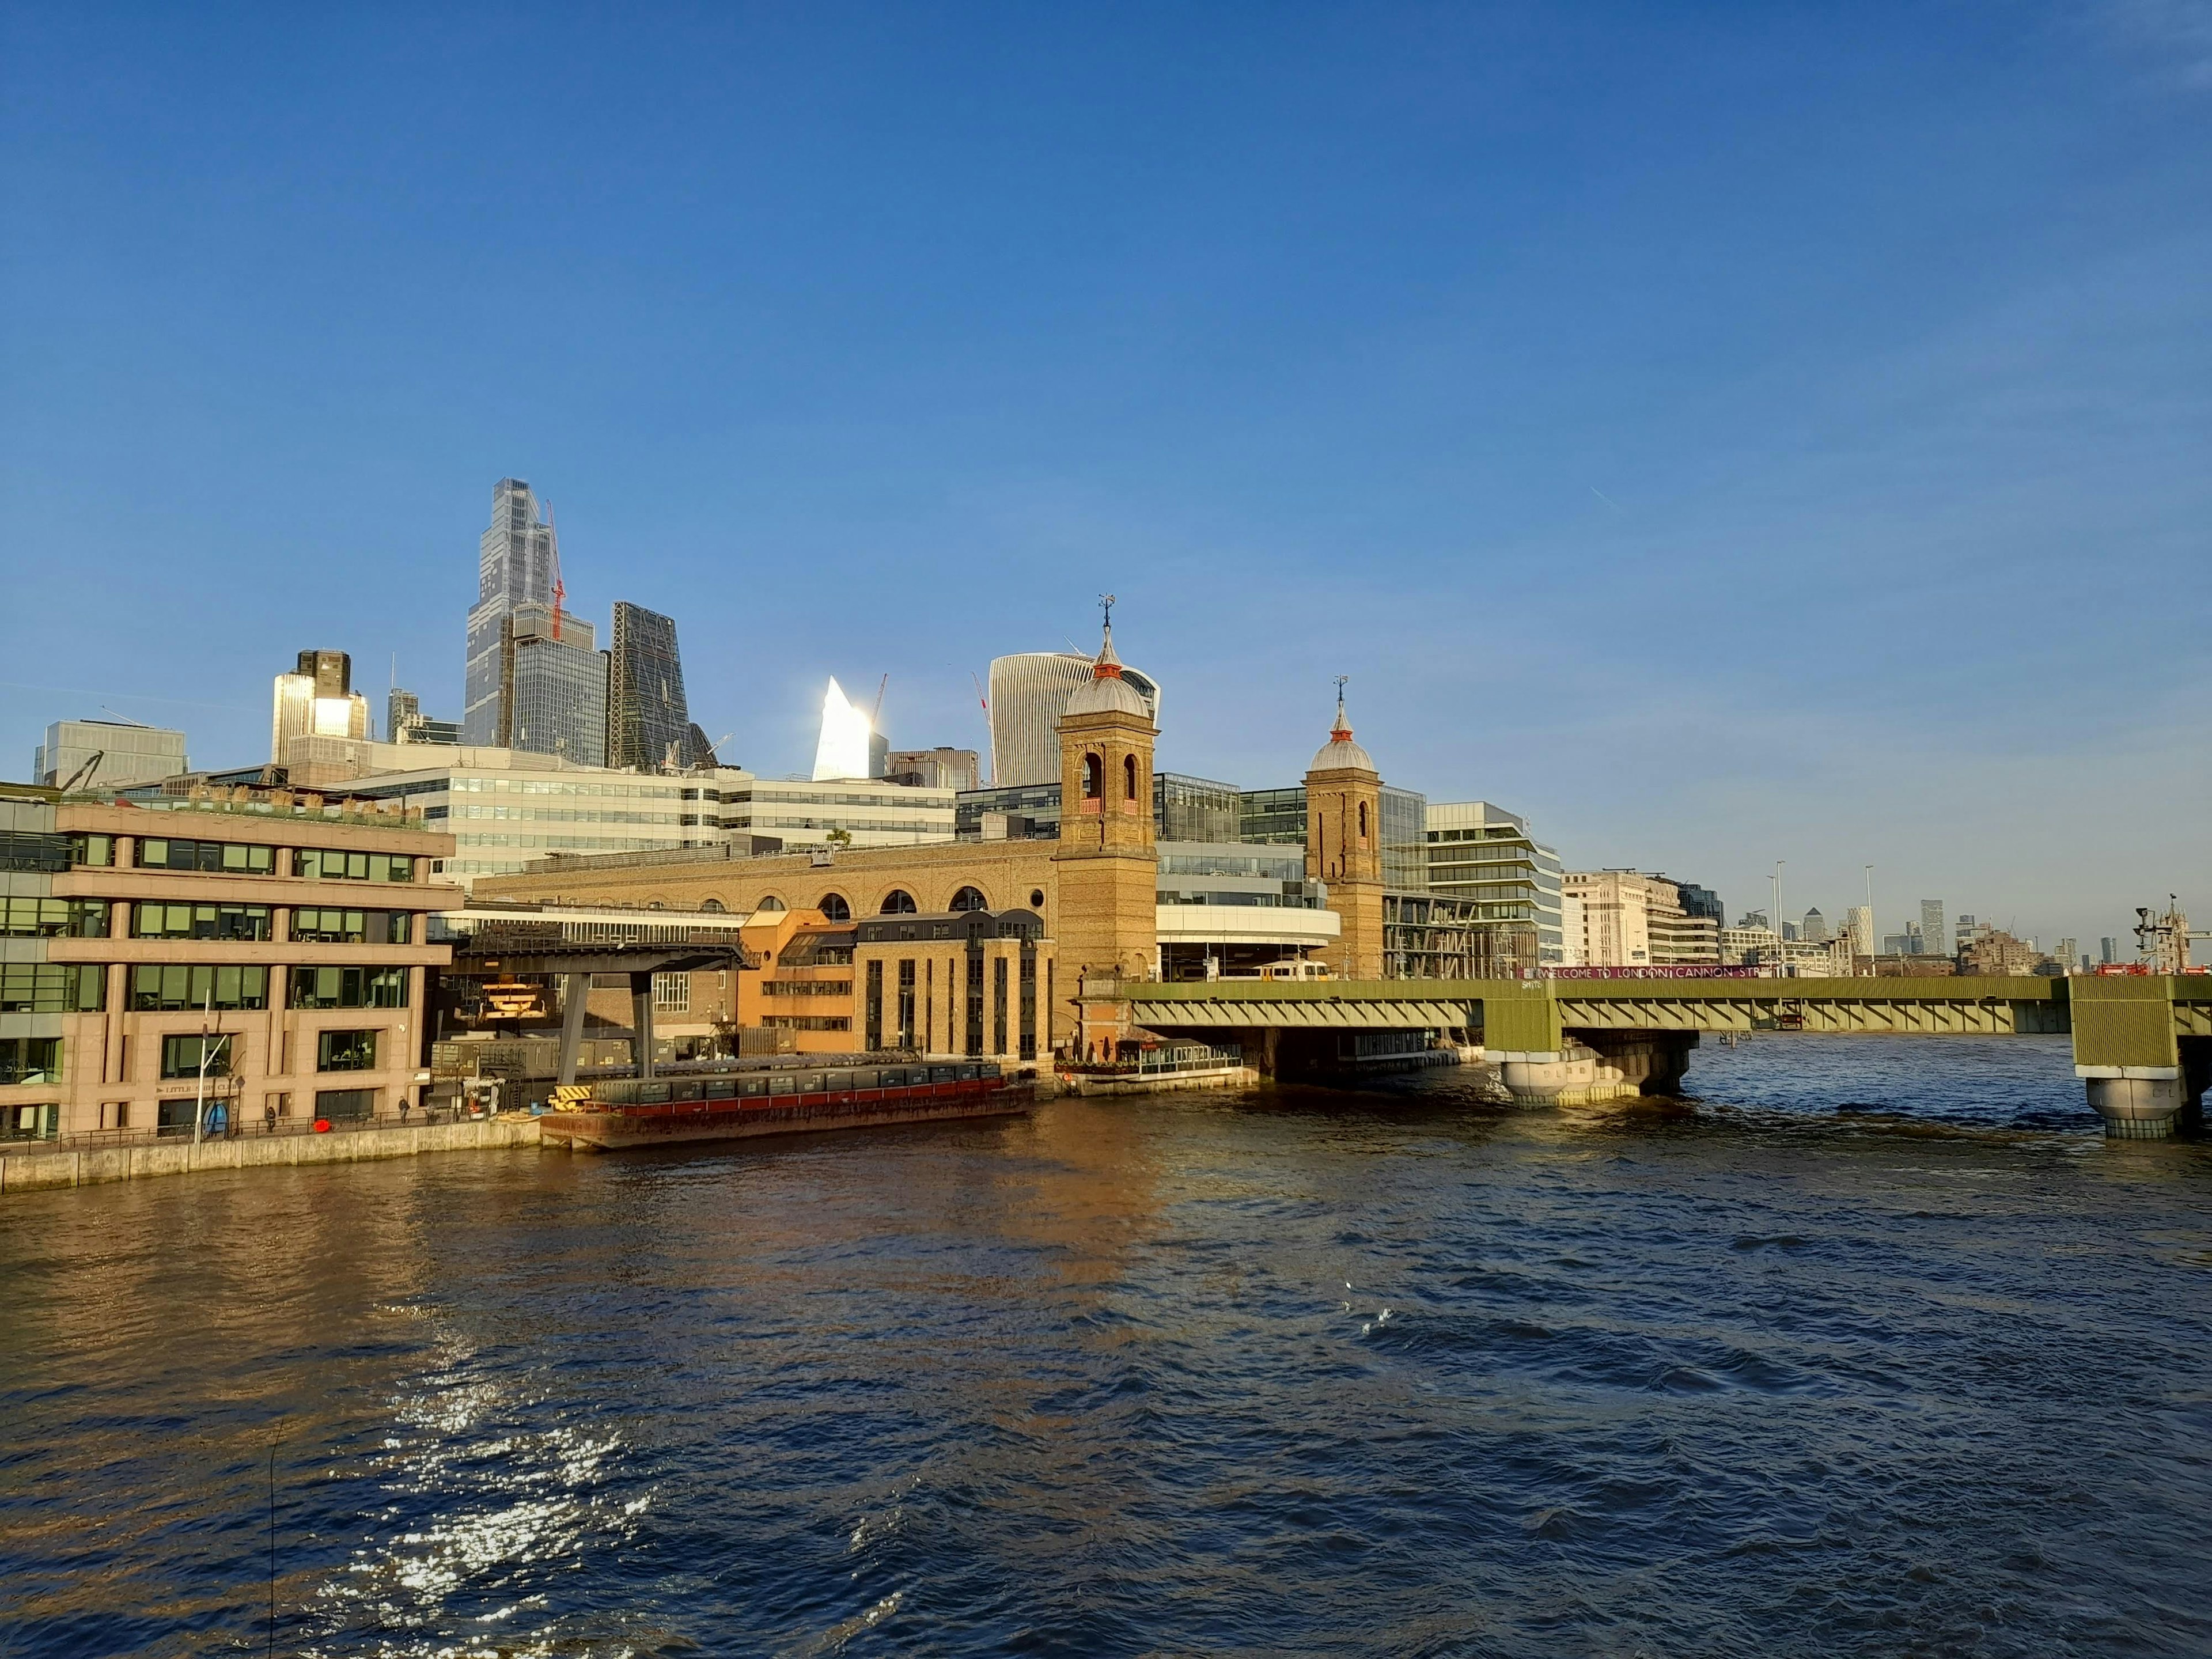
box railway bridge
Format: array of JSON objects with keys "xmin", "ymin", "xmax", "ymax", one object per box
[{"xmin": 1102, "ymin": 973, "xmax": 2212, "ymax": 1139}]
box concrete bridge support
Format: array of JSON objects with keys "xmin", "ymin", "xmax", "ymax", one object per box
[
  {"xmin": 1496, "ymin": 1031, "xmax": 1696, "ymax": 1105},
  {"xmin": 2082, "ymin": 1039, "xmax": 2209, "ymax": 1141}
]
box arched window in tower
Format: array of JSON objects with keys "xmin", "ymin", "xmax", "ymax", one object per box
[
  {"xmin": 1123, "ymin": 755, "xmax": 1138, "ymax": 800},
  {"xmin": 950, "ymin": 886, "xmax": 988, "ymax": 913},
  {"xmin": 879, "ymin": 889, "xmax": 918, "ymax": 915},
  {"xmin": 815, "ymin": 892, "xmax": 850, "ymax": 921},
  {"xmin": 755, "ymin": 895, "xmax": 787, "ymax": 913},
  {"xmin": 1082, "ymin": 752, "xmax": 1104, "ymax": 799},
  {"xmin": 1358, "ymin": 801, "xmax": 1369, "ymax": 841}
]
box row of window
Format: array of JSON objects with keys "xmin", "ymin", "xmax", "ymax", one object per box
[
  {"xmin": 1, "ymin": 899, "xmax": 416, "ymax": 943},
  {"xmin": 66, "ymin": 834, "xmax": 418, "ymax": 883},
  {"xmin": 158, "ymin": 1029, "xmax": 376, "ymax": 1078},
  {"xmin": 115, "ymin": 964, "xmax": 411, "ymax": 1013},
  {"xmin": 0, "ymin": 897, "xmax": 111, "ymax": 938}
]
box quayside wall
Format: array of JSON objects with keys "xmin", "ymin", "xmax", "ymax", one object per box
[{"xmin": 0, "ymin": 1118, "xmax": 542, "ymax": 1195}]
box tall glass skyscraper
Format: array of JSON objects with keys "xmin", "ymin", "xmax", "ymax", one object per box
[
  {"xmin": 463, "ymin": 478, "xmax": 608, "ymax": 764},
  {"xmin": 608, "ymin": 601, "xmax": 713, "ymax": 771}
]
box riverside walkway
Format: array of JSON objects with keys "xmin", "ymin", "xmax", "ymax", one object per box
[{"xmin": 1118, "ymin": 972, "xmax": 2212, "ymax": 1138}]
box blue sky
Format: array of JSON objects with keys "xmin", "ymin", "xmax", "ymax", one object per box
[{"xmin": 3, "ymin": 3, "xmax": 2206, "ymax": 948}]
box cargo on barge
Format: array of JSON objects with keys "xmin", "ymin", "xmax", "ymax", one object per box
[{"xmin": 539, "ymin": 1059, "xmax": 1031, "ymax": 1152}]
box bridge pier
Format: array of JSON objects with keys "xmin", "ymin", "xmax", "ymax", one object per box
[
  {"xmin": 2081, "ymin": 1039, "xmax": 2209, "ymax": 1140},
  {"xmin": 1495, "ymin": 1031, "xmax": 1696, "ymax": 1105}
]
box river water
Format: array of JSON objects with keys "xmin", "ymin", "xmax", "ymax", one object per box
[{"xmin": 3, "ymin": 1035, "xmax": 2209, "ymax": 1657}]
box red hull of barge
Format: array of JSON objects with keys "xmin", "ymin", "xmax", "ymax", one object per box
[{"xmin": 540, "ymin": 1076, "xmax": 1032, "ymax": 1152}]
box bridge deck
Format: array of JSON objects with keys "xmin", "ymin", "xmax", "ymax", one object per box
[{"xmin": 1122, "ymin": 975, "xmax": 2212, "ymax": 1074}]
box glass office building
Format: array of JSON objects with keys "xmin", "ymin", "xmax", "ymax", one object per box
[
  {"xmin": 1423, "ymin": 801, "xmax": 1565, "ymax": 969},
  {"xmin": 608, "ymin": 601, "xmax": 709, "ymax": 771},
  {"xmin": 463, "ymin": 479, "xmax": 609, "ymax": 764},
  {"xmin": 1154, "ymin": 773, "xmax": 1241, "ymax": 842},
  {"xmin": 987, "ymin": 653, "xmax": 1161, "ymax": 787}
]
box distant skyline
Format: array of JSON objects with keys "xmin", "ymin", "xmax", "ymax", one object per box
[{"xmin": 3, "ymin": 4, "xmax": 2206, "ymax": 949}]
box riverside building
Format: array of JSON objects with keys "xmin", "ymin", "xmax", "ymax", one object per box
[
  {"xmin": 474, "ymin": 629, "xmax": 1430, "ymax": 1049},
  {"xmin": 0, "ymin": 783, "xmax": 457, "ymax": 1144},
  {"xmin": 345, "ymin": 747, "xmax": 956, "ymax": 891}
]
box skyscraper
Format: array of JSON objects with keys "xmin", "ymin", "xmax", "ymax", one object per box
[
  {"xmin": 988, "ymin": 652, "xmax": 1161, "ymax": 787},
  {"xmin": 462, "ymin": 479, "xmax": 608, "ymax": 764},
  {"xmin": 1920, "ymin": 899, "xmax": 1946, "ymax": 962},
  {"xmin": 608, "ymin": 602, "xmax": 713, "ymax": 770}
]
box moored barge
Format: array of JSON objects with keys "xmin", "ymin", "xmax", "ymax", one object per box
[{"xmin": 539, "ymin": 1060, "xmax": 1031, "ymax": 1152}]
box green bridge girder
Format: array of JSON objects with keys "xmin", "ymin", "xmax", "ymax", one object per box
[{"xmin": 1124, "ymin": 974, "xmax": 2212, "ymax": 1074}]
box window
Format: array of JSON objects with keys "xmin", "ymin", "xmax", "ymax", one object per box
[
  {"xmin": 134, "ymin": 902, "xmax": 272, "ymax": 941},
  {"xmin": 699, "ymin": 898, "xmax": 726, "ymax": 912},
  {"xmin": 993, "ymin": 957, "xmax": 1008, "ymax": 1055},
  {"xmin": 130, "ymin": 964, "xmax": 268, "ymax": 1012},
  {"xmin": 879, "ymin": 890, "xmax": 916, "ymax": 915},
  {"xmin": 288, "ymin": 967, "xmax": 408, "ymax": 1009},
  {"xmin": 815, "ymin": 892, "xmax": 850, "ymax": 921},
  {"xmin": 1, "ymin": 897, "xmax": 108, "ymax": 937},
  {"xmin": 1358, "ymin": 802, "xmax": 1369, "ymax": 840},
  {"xmin": 289, "ymin": 908, "xmax": 411, "ymax": 944},
  {"xmin": 653, "ymin": 974, "xmax": 690, "ymax": 1012},
  {"xmin": 293, "ymin": 849, "xmax": 415, "ymax": 882},
  {"xmin": 315, "ymin": 1088, "xmax": 375, "ymax": 1121},
  {"xmin": 965, "ymin": 950, "xmax": 985, "ymax": 1058},
  {"xmin": 950, "ymin": 886, "xmax": 988, "ymax": 913},
  {"xmin": 161, "ymin": 1033, "xmax": 233, "ymax": 1080},
  {"xmin": 756, "ymin": 895, "xmax": 787, "ymax": 912},
  {"xmin": 317, "ymin": 1030, "xmax": 378, "ymax": 1072},
  {"xmin": 1124, "ymin": 755, "xmax": 1138, "ymax": 800},
  {"xmin": 2, "ymin": 964, "xmax": 107, "ymax": 1013},
  {"xmin": 66, "ymin": 832, "xmax": 113, "ymax": 868},
  {"xmin": 5, "ymin": 1103, "xmax": 57, "ymax": 1141},
  {"xmin": 136, "ymin": 838, "xmax": 275, "ymax": 874},
  {"xmin": 1029, "ymin": 889, "xmax": 1046, "ymax": 909},
  {"xmin": 0, "ymin": 1037, "xmax": 61, "ymax": 1085},
  {"xmin": 1082, "ymin": 753, "xmax": 1103, "ymax": 799},
  {"xmin": 864, "ymin": 959, "xmax": 884, "ymax": 1050}
]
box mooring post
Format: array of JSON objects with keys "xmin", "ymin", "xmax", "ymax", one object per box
[{"xmin": 629, "ymin": 970, "xmax": 657, "ymax": 1082}]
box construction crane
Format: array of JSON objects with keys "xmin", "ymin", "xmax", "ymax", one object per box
[
  {"xmin": 872, "ymin": 674, "xmax": 888, "ymax": 729},
  {"xmin": 57, "ymin": 751, "xmax": 103, "ymax": 793}
]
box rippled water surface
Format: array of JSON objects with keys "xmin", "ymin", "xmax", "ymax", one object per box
[{"xmin": 3, "ymin": 1035, "xmax": 2210, "ymax": 1657}]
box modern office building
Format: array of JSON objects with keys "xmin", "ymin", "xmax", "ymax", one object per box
[
  {"xmin": 1154, "ymin": 773, "xmax": 1243, "ymax": 843},
  {"xmin": 463, "ymin": 479, "xmax": 608, "ymax": 764},
  {"xmin": 608, "ymin": 601, "xmax": 714, "ymax": 771},
  {"xmin": 1563, "ymin": 870, "xmax": 1720, "ymax": 967},
  {"xmin": 35, "ymin": 720, "xmax": 188, "ymax": 792},
  {"xmin": 2100, "ymin": 936, "xmax": 2119, "ymax": 964},
  {"xmin": 714, "ymin": 774, "xmax": 955, "ymax": 851},
  {"xmin": 1423, "ymin": 802, "xmax": 1566, "ymax": 969},
  {"xmin": 0, "ymin": 783, "xmax": 457, "ymax": 1142},
  {"xmin": 1920, "ymin": 899, "xmax": 1946, "ymax": 963},
  {"xmin": 886, "ymin": 749, "xmax": 982, "ymax": 792},
  {"xmin": 388, "ymin": 689, "xmax": 463, "ymax": 748},
  {"xmin": 988, "ymin": 652, "xmax": 1159, "ymax": 787},
  {"xmin": 1801, "ymin": 907, "xmax": 1830, "ymax": 944},
  {"xmin": 1845, "ymin": 904, "xmax": 1876, "ymax": 960},
  {"xmin": 347, "ymin": 747, "xmax": 957, "ymax": 891},
  {"xmin": 271, "ymin": 650, "xmax": 372, "ymax": 787},
  {"xmin": 812, "ymin": 678, "xmax": 888, "ymax": 781}
]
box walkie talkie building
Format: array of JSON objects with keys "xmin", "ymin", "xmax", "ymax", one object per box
[{"xmin": 987, "ymin": 652, "xmax": 1160, "ymax": 787}]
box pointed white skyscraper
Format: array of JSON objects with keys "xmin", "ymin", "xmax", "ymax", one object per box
[{"xmin": 812, "ymin": 678, "xmax": 876, "ymax": 781}]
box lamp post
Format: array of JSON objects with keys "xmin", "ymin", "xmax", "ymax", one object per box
[
  {"xmin": 191, "ymin": 989, "xmax": 229, "ymax": 1145},
  {"xmin": 1771, "ymin": 861, "xmax": 1786, "ymax": 978}
]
